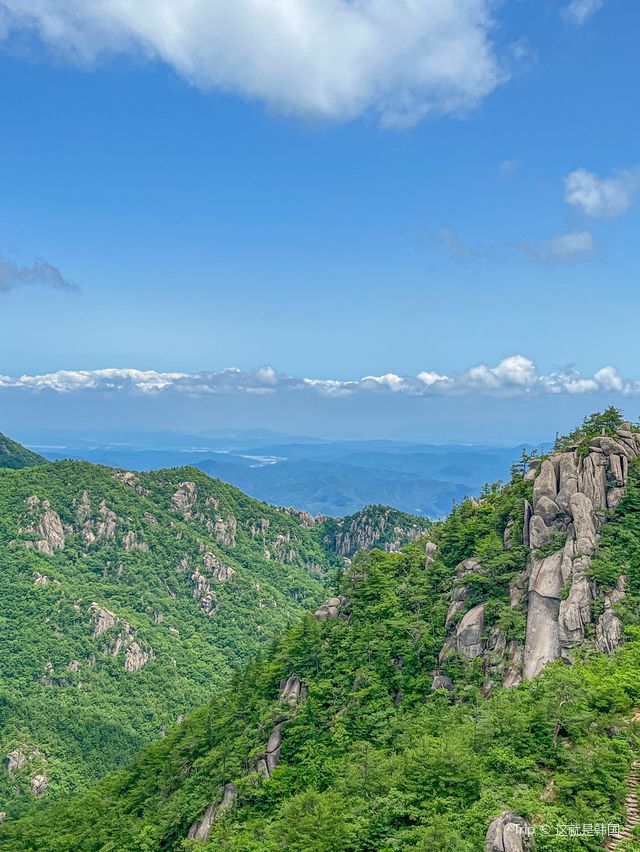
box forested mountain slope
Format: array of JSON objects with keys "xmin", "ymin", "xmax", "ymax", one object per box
[
  {"xmin": 0, "ymin": 440, "xmax": 428, "ymax": 820},
  {"xmin": 5, "ymin": 410, "xmax": 640, "ymax": 851},
  {"xmin": 0, "ymin": 433, "xmax": 45, "ymax": 470}
]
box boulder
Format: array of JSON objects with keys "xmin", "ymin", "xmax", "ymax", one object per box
[
  {"xmin": 424, "ymin": 540, "xmax": 437, "ymax": 567},
  {"xmin": 528, "ymin": 514, "xmax": 551, "ymax": 550},
  {"xmin": 456, "ymin": 604, "xmax": 485, "ymax": 660},
  {"xmin": 279, "ymin": 676, "xmax": 305, "ymax": 706},
  {"xmin": 485, "ymin": 812, "xmax": 534, "ymax": 851},
  {"xmin": 533, "ymin": 496, "xmax": 562, "ymax": 525},
  {"xmin": 595, "ymin": 609, "xmax": 623, "ymax": 652},
  {"xmin": 30, "ymin": 774, "xmax": 48, "ymax": 795},
  {"xmin": 533, "ymin": 459, "xmax": 557, "ymax": 506},
  {"xmin": 430, "ymin": 673, "xmax": 454, "ymax": 692},
  {"xmin": 558, "ymin": 572, "xmax": 591, "ymax": 647},
  {"xmin": 5, "ymin": 750, "xmax": 26, "ymax": 775},
  {"xmin": 314, "ymin": 596, "xmax": 346, "ymax": 619}
]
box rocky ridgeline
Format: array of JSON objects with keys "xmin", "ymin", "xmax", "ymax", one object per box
[
  {"xmin": 187, "ymin": 675, "xmax": 306, "ymax": 842},
  {"xmin": 433, "ymin": 423, "xmax": 638, "ymax": 698},
  {"xmin": 426, "ymin": 423, "xmax": 640, "ymax": 852},
  {"xmin": 324, "ymin": 506, "xmax": 428, "ymax": 558}
]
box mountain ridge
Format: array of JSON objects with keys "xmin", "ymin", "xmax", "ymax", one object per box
[
  {"xmin": 4, "ymin": 410, "xmax": 640, "ymax": 850},
  {"xmin": 0, "ymin": 432, "xmax": 45, "ymax": 470},
  {"xmin": 0, "ymin": 442, "xmax": 427, "ymax": 819}
]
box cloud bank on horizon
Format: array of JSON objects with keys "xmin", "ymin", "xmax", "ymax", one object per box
[
  {"xmin": 1, "ymin": 357, "xmax": 636, "ymax": 399},
  {"xmin": 0, "ymin": 0, "xmax": 507, "ymax": 126}
]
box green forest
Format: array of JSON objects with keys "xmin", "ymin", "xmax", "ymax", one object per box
[
  {"xmin": 2, "ymin": 414, "xmax": 640, "ymax": 850},
  {"xmin": 0, "ymin": 447, "xmax": 424, "ymax": 822}
]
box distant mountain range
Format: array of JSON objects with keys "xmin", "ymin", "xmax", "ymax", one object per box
[{"xmin": 15, "ymin": 428, "xmax": 546, "ymax": 517}]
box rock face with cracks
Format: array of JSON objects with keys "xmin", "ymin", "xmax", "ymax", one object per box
[{"xmin": 436, "ymin": 423, "xmax": 638, "ymax": 690}]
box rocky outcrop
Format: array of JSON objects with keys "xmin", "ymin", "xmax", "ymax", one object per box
[
  {"xmin": 124, "ymin": 641, "xmax": 152, "ymax": 673},
  {"xmin": 425, "ymin": 540, "xmax": 437, "ymax": 567},
  {"xmin": 437, "ymin": 424, "xmax": 637, "ymax": 690},
  {"xmin": 203, "ymin": 551, "xmax": 235, "ymax": 583},
  {"xmin": 325, "ymin": 507, "xmax": 427, "ymax": 558},
  {"xmin": 595, "ymin": 577, "xmax": 626, "ymax": 652},
  {"xmin": 209, "ymin": 515, "xmax": 237, "ymax": 548},
  {"xmin": 81, "ymin": 500, "xmax": 118, "ymax": 545},
  {"xmin": 22, "ymin": 496, "xmax": 65, "ymax": 555},
  {"xmin": 522, "ymin": 426, "xmax": 637, "ymax": 679},
  {"xmin": 456, "ymin": 603, "xmax": 485, "ymax": 660},
  {"xmin": 5, "ymin": 746, "xmax": 45, "ymax": 783},
  {"xmin": 76, "ymin": 490, "xmax": 92, "ymax": 524},
  {"xmin": 485, "ymin": 812, "xmax": 534, "ymax": 851},
  {"xmin": 187, "ymin": 674, "xmax": 306, "ymax": 842},
  {"xmin": 90, "ymin": 603, "xmax": 119, "ymax": 637},
  {"xmin": 279, "ymin": 675, "xmax": 306, "ymax": 705},
  {"xmin": 265, "ymin": 531, "xmax": 298, "ymax": 564},
  {"xmin": 445, "ymin": 559, "xmax": 484, "ymax": 629},
  {"xmin": 30, "ymin": 774, "xmax": 49, "ymax": 796},
  {"xmin": 171, "ymin": 482, "xmax": 198, "ymax": 516},
  {"xmin": 5, "ymin": 750, "xmax": 27, "ymax": 775},
  {"xmin": 249, "ymin": 517, "xmax": 270, "ymax": 538},
  {"xmin": 257, "ymin": 723, "xmax": 282, "ymax": 779},
  {"xmin": 281, "ymin": 507, "xmax": 317, "ymax": 527},
  {"xmin": 187, "ymin": 783, "xmax": 237, "ymax": 842},
  {"xmin": 122, "ymin": 531, "xmax": 149, "ymax": 552},
  {"xmin": 89, "ymin": 603, "xmax": 153, "ymax": 671},
  {"xmin": 112, "ymin": 470, "xmax": 149, "ymax": 496},
  {"xmin": 191, "ymin": 568, "xmax": 218, "ymax": 615},
  {"xmin": 315, "ymin": 595, "xmax": 347, "ymax": 619}
]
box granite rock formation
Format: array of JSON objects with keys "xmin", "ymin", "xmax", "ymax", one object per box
[{"xmin": 436, "ymin": 423, "xmax": 638, "ymax": 691}]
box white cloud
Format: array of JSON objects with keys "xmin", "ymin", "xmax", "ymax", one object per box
[
  {"xmin": 2, "ymin": 358, "xmax": 639, "ymax": 398},
  {"xmin": 417, "ymin": 370, "xmax": 451, "ymax": 387},
  {"xmin": 520, "ymin": 229, "xmax": 595, "ymax": 264},
  {"xmin": 0, "ymin": 0, "xmax": 506, "ymax": 126},
  {"xmin": 563, "ymin": 0, "xmax": 604, "ymax": 25},
  {"xmin": 565, "ymin": 168, "xmax": 638, "ymax": 219}
]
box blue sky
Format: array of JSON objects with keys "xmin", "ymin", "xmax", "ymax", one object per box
[{"xmin": 0, "ymin": 0, "xmax": 639, "ymax": 440}]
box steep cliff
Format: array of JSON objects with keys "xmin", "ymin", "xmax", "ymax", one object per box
[{"xmin": 435, "ymin": 418, "xmax": 638, "ymax": 696}]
